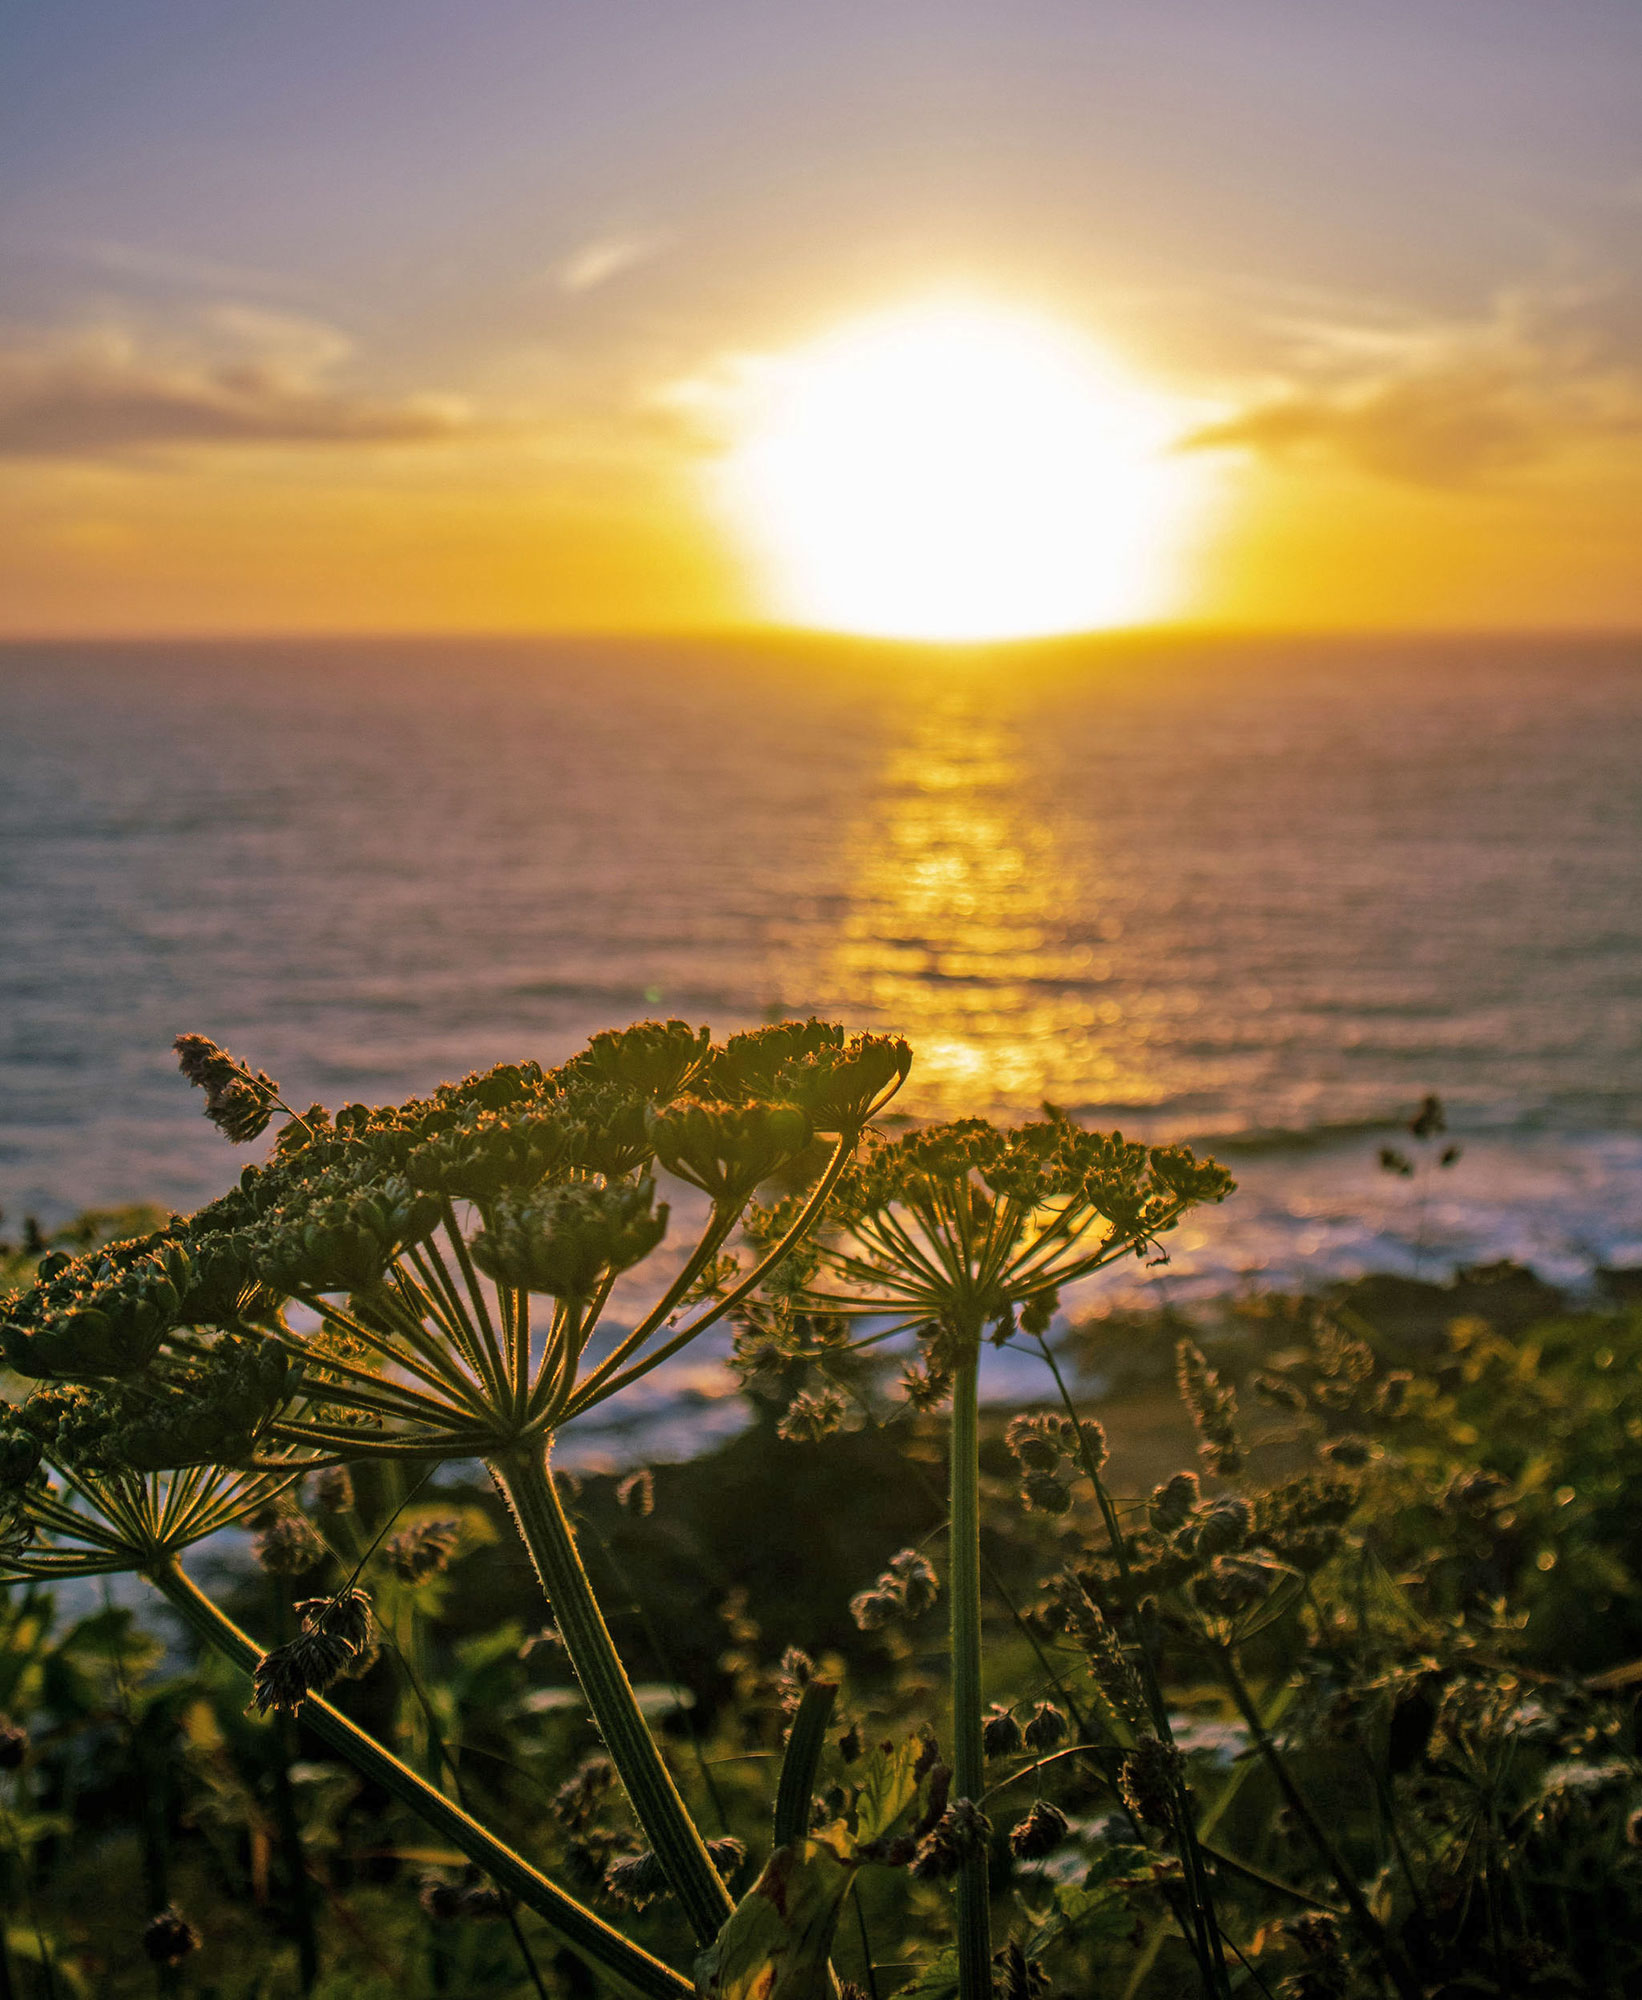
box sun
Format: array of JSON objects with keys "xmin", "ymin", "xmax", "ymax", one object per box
[{"xmin": 716, "ymin": 300, "xmax": 1208, "ymax": 642}]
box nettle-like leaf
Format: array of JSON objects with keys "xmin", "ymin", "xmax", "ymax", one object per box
[
  {"xmin": 854, "ymin": 1735, "xmax": 924, "ymax": 1843},
  {"xmin": 694, "ymin": 1829, "xmax": 856, "ymax": 2000}
]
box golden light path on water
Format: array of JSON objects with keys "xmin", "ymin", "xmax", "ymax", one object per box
[{"xmin": 826, "ymin": 675, "xmax": 1157, "ymax": 1113}]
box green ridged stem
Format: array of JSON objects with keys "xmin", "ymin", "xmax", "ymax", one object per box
[
  {"xmin": 773, "ymin": 1679, "xmax": 838, "ymax": 1848},
  {"xmin": 949, "ymin": 1343, "xmax": 992, "ymax": 2000},
  {"xmin": 491, "ymin": 1445, "xmax": 734, "ymax": 1947},
  {"xmin": 146, "ymin": 1558, "xmax": 692, "ymax": 2000}
]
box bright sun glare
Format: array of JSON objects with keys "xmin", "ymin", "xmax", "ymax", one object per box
[{"xmin": 720, "ymin": 301, "xmax": 1207, "ymax": 642}]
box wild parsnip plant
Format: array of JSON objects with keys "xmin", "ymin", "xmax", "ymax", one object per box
[
  {"xmin": 20, "ymin": 1035, "xmax": 1635, "ymax": 1999},
  {"xmin": 750, "ymin": 1115, "xmax": 1236, "ymax": 2000},
  {"xmin": 1, "ymin": 1018, "xmax": 908, "ymax": 1958}
]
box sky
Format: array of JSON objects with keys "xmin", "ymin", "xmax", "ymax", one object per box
[{"xmin": 3, "ymin": 0, "xmax": 1641, "ymax": 636}]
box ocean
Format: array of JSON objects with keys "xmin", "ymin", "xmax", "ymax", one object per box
[{"xmin": 4, "ymin": 631, "xmax": 1642, "ymax": 1336}]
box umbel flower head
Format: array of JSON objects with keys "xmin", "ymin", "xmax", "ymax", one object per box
[
  {"xmin": 804, "ymin": 1113, "xmax": 1233, "ymax": 1365},
  {"xmin": 0, "ymin": 1385, "xmax": 295, "ymax": 1581},
  {"xmin": 0, "ymin": 1019, "xmax": 910, "ymax": 1470}
]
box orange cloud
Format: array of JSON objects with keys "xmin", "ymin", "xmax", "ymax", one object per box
[
  {"xmin": 0, "ymin": 319, "xmax": 474, "ymax": 458},
  {"xmin": 1184, "ymin": 280, "xmax": 1642, "ymax": 487}
]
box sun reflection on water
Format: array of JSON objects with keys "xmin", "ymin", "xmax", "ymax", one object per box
[{"xmin": 824, "ymin": 674, "xmax": 1160, "ymax": 1117}]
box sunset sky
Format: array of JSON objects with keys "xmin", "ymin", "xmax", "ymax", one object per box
[{"xmin": 4, "ymin": 1, "xmax": 1641, "ymax": 637}]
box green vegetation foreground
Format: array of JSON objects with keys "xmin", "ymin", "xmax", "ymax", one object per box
[{"xmin": 2, "ymin": 1024, "xmax": 1641, "ymax": 1997}]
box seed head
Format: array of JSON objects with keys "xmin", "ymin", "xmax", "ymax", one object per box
[
  {"xmin": 1023, "ymin": 1701, "xmax": 1068, "ymax": 1751},
  {"xmin": 470, "ymin": 1180, "xmax": 668, "ymax": 1303},
  {"xmin": 911, "ymin": 1799, "xmax": 992, "ymax": 1879},
  {"xmin": 1149, "ymin": 1472, "xmax": 1201, "ymax": 1532},
  {"xmin": 174, "ymin": 1034, "xmax": 282, "ymax": 1144},
  {"xmin": 552, "ymin": 1756, "xmax": 615, "ymax": 1830},
  {"xmin": 383, "ymin": 1517, "xmax": 460, "ymax": 1584},
  {"xmin": 1008, "ymin": 1799, "xmax": 1069, "ymax": 1860},
  {"xmin": 1119, "ymin": 1734, "xmax": 1184, "ymax": 1831},
  {"xmin": 313, "ymin": 1466, "xmax": 355, "ymax": 1514},
  {"xmin": 778, "ymin": 1386, "xmax": 848, "ymax": 1442},
  {"xmin": 604, "ymin": 1848, "xmax": 669, "ymax": 1908},
  {"xmin": 142, "ymin": 1907, "xmax": 202, "ymax": 1967},
  {"xmin": 1192, "ymin": 1495, "xmax": 1253, "ymax": 1557},
  {"xmin": 296, "ymin": 1585, "xmax": 374, "ymax": 1656},
  {"xmin": 1005, "ymin": 1414, "xmax": 1065, "ymax": 1473},
  {"xmin": 252, "ymin": 1587, "xmax": 374, "ymax": 1714},
  {"xmin": 1020, "ymin": 1469, "xmax": 1072, "ymax": 1515},
  {"xmin": 885, "ymin": 1548, "xmax": 940, "ymax": 1616},
  {"xmin": 254, "ymin": 1511, "xmax": 325, "ymax": 1575},
  {"xmin": 1175, "ymin": 1341, "xmax": 1243, "ymax": 1478},
  {"xmin": 1195, "ymin": 1553, "xmax": 1276, "ymax": 1617},
  {"xmin": 849, "ymin": 1587, "xmax": 899, "ymax": 1632},
  {"xmin": 617, "ymin": 1467, "xmax": 654, "ymax": 1516},
  {"xmin": 983, "ymin": 1705, "xmax": 1025, "ymax": 1758}
]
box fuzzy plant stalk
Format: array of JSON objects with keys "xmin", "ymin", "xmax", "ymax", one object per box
[
  {"xmin": 799, "ymin": 1115, "xmax": 1234, "ymax": 2000},
  {"xmin": 149, "ymin": 1558, "xmax": 693, "ymax": 2000},
  {"xmin": 0, "ymin": 1018, "xmax": 909, "ymax": 1942},
  {"xmin": 1034, "ymin": 1333, "xmax": 1232, "ymax": 1998},
  {"xmin": 946, "ymin": 1328, "xmax": 992, "ymax": 1998},
  {"xmin": 490, "ymin": 1440, "xmax": 734, "ymax": 1944}
]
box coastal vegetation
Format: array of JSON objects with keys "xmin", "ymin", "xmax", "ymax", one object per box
[{"xmin": 4, "ymin": 1027, "xmax": 1642, "ymax": 1997}]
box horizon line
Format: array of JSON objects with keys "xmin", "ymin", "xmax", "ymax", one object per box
[{"xmin": 2, "ymin": 620, "xmax": 1641, "ymax": 651}]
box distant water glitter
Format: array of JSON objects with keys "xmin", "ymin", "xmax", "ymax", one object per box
[{"xmin": 4, "ymin": 631, "xmax": 1641, "ymax": 1367}]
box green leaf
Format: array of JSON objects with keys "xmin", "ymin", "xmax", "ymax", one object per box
[
  {"xmin": 1025, "ymin": 1850, "xmax": 1154, "ymax": 1957},
  {"xmin": 896, "ymin": 1947, "xmax": 960, "ymax": 2000},
  {"xmin": 695, "ymin": 1831, "xmax": 855, "ymax": 2000},
  {"xmin": 854, "ymin": 1735, "xmax": 922, "ymax": 1843}
]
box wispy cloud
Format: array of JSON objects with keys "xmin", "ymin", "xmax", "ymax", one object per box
[
  {"xmin": 552, "ymin": 234, "xmax": 663, "ymax": 295},
  {"xmin": 0, "ymin": 315, "xmax": 474, "ymax": 458},
  {"xmin": 1184, "ymin": 278, "xmax": 1642, "ymax": 486},
  {"xmin": 69, "ymin": 238, "xmax": 301, "ymax": 297}
]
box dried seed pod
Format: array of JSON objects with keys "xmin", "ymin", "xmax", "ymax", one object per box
[
  {"xmin": 313, "ymin": 1465, "xmax": 355, "ymax": 1514},
  {"xmin": 707, "ymin": 1837, "xmax": 746, "ymax": 1880},
  {"xmin": 982, "ymin": 1705, "xmax": 1025, "ymax": 1758},
  {"xmin": 383, "ymin": 1517, "xmax": 460, "ymax": 1583},
  {"xmin": 1149, "ymin": 1472, "xmax": 1201, "ymax": 1531},
  {"xmin": 778, "ymin": 1387, "xmax": 848, "ymax": 1442},
  {"xmin": 254, "ymin": 1512, "xmax": 325, "ymax": 1576},
  {"xmin": 142, "ymin": 1907, "xmax": 202, "ymax": 1966},
  {"xmin": 604, "ymin": 1848, "xmax": 669, "ymax": 1909},
  {"xmin": 885, "ymin": 1548, "xmax": 939, "ymax": 1616},
  {"xmin": 1119, "ymin": 1734, "xmax": 1185, "ymax": 1830},
  {"xmin": 1008, "ymin": 1800, "xmax": 1069, "ymax": 1860},
  {"xmin": 1020, "ymin": 1469, "xmax": 1072, "ymax": 1515},
  {"xmin": 1175, "ymin": 1341, "xmax": 1243, "ymax": 1478},
  {"xmin": 1022, "ymin": 1701, "xmax": 1068, "ymax": 1751},
  {"xmin": 911, "ymin": 1798, "xmax": 992, "ymax": 1879}
]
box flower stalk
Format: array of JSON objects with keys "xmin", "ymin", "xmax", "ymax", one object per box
[
  {"xmin": 491, "ymin": 1444, "xmax": 734, "ymax": 1946},
  {"xmin": 148, "ymin": 1557, "xmax": 694, "ymax": 2000},
  {"xmin": 947, "ymin": 1334, "xmax": 992, "ymax": 2000}
]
